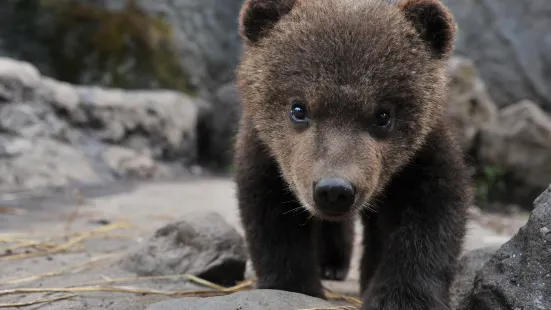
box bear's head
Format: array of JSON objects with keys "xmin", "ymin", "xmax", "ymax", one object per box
[{"xmin": 237, "ymin": 0, "xmax": 457, "ymax": 220}]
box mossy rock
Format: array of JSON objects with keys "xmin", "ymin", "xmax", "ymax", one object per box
[{"xmin": 1, "ymin": 0, "xmax": 196, "ymax": 94}]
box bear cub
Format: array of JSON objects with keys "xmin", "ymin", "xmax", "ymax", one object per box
[{"xmin": 234, "ymin": 0, "xmax": 472, "ymax": 309}]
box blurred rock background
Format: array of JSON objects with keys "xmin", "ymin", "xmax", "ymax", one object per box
[
  {"xmin": 0, "ymin": 0, "xmax": 549, "ymax": 211},
  {"xmin": 0, "ymin": 1, "xmax": 550, "ymax": 309}
]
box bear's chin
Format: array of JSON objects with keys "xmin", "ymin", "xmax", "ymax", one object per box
[
  {"xmin": 311, "ymin": 209, "xmax": 357, "ymax": 222},
  {"xmin": 297, "ymin": 196, "xmax": 364, "ymax": 222}
]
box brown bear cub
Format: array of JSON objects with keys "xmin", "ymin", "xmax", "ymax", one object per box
[{"xmin": 234, "ymin": 0, "xmax": 472, "ymax": 309}]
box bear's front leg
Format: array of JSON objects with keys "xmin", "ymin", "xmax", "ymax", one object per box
[
  {"xmin": 361, "ymin": 215, "xmax": 459, "ymax": 310},
  {"xmin": 319, "ymin": 220, "xmax": 354, "ymax": 281},
  {"xmin": 360, "ymin": 136, "xmax": 470, "ymax": 310},
  {"xmin": 234, "ymin": 124, "xmax": 324, "ymax": 299}
]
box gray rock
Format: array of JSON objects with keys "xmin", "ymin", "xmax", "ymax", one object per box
[
  {"xmin": 0, "ymin": 56, "xmax": 208, "ymax": 191},
  {"xmin": 458, "ymin": 186, "xmax": 551, "ymax": 310},
  {"xmin": 444, "ymin": 56, "xmax": 551, "ymax": 204},
  {"xmin": 0, "ymin": 100, "xmax": 69, "ymax": 139},
  {"xmin": 120, "ymin": 212, "xmax": 248, "ymax": 286},
  {"xmin": 146, "ymin": 290, "xmax": 337, "ymax": 310},
  {"xmin": 478, "ymin": 100, "xmax": 551, "ymax": 198},
  {"xmin": 451, "ymin": 246, "xmax": 499, "ymax": 310},
  {"xmin": 133, "ymin": 0, "xmax": 244, "ymax": 93},
  {"xmin": 101, "ymin": 145, "xmax": 173, "ymax": 180},
  {"xmin": 442, "ymin": 0, "xmax": 551, "ymax": 110},
  {"xmin": 0, "ymin": 57, "xmax": 41, "ymax": 102},
  {"xmin": 446, "ymin": 56, "xmax": 498, "ymax": 151},
  {"xmin": 51, "ymin": 84, "xmax": 203, "ymax": 165},
  {"xmin": 0, "ymin": 135, "xmax": 103, "ymax": 192}
]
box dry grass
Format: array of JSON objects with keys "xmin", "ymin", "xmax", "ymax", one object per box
[
  {"xmin": 0, "ymin": 277, "xmax": 361, "ymax": 308},
  {"xmin": 0, "ymin": 286, "xmax": 226, "ymax": 298},
  {"xmin": 0, "ymin": 219, "xmax": 362, "ymax": 309},
  {"xmin": 324, "ymin": 289, "xmax": 362, "ymax": 307},
  {"xmin": 0, "ymin": 270, "xmax": 361, "ymax": 308},
  {"xmin": 0, "ymin": 221, "xmax": 134, "ymax": 261},
  {"xmin": 3, "ymin": 252, "xmax": 123, "ymax": 285},
  {"xmin": 0, "ymin": 285, "xmax": 360, "ymax": 309}
]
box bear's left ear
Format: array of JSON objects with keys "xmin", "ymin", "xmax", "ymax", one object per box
[
  {"xmin": 398, "ymin": 0, "xmax": 456, "ymax": 60},
  {"xmin": 239, "ymin": 0, "xmax": 297, "ymax": 45}
]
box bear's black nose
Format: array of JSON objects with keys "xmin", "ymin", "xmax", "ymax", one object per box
[{"xmin": 313, "ymin": 178, "xmax": 356, "ymax": 214}]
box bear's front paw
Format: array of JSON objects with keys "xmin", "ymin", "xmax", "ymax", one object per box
[
  {"xmin": 320, "ymin": 263, "xmax": 349, "ymax": 281},
  {"xmin": 360, "ymin": 285, "xmax": 450, "ymax": 310},
  {"xmin": 256, "ymin": 279, "xmax": 326, "ymax": 300}
]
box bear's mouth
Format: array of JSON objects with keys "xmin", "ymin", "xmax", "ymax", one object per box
[{"xmin": 312, "ymin": 209, "xmax": 356, "ymax": 221}]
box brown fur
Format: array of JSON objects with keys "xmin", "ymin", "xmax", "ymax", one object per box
[
  {"xmin": 234, "ymin": 0, "xmax": 472, "ymax": 309},
  {"xmin": 238, "ymin": 0, "xmax": 448, "ymax": 218}
]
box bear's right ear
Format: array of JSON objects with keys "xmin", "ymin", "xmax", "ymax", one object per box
[{"xmin": 239, "ymin": 0, "xmax": 296, "ymax": 44}]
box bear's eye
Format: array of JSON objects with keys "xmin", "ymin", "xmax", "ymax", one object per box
[
  {"xmin": 373, "ymin": 109, "xmax": 392, "ymax": 127},
  {"xmin": 290, "ymin": 101, "xmax": 309, "ymax": 125}
]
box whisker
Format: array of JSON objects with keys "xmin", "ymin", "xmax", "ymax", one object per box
[
  {"xmin": 281, "ymin": 199, "xmax": 298, "ymax": 205},
  {"xmin": 282, "ymin": 207, "xmax": 302, "ymax": 215}
]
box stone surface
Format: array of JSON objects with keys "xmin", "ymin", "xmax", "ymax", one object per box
[
  {"xmin": 120, "ymin": 211, "xmax": 248, "ymax": 286},
  {"xmin": 445, "ymin": 56, "xmax": 551, "ymax": 204},
  {"xmin": 450, "ymin": 246, "xmax": 499, "ymax": 310},
  {"xmin": 478, "ymin": 100, "xmax": 551, "ymax": 196},
  {"xmin": 442, "ymin": 0, "xmax": 551, "ymax": 111},
  {"xmin": 459, "ymin": 186, "xmax": 551, "ymax": 310},
  {"xmin": 101, "ymin": 145, "xmax": 172, "ymax": 179},
  {"xmin": 0, "ymin": 57, "xmax": 42, "ymax": 102},
  {"xmin": 0, "ymin": 57, "xmax": 206, "ymax": 191},
  {"xmin": 134, "ymin": 0, "xmax": 243, "ymax": 93},
  {"xmin": 446, "ymin": 56, "xmax": 498, "ymax": 151},
  {"xmin": 52, "ymin": 85, "xmax": 202, "ymax": 164},
  {"xmin": 146, "ymin": 290, "xmax": 337, "ymax": 310},
  {"xmin": 0, "ymin": 135, "xmax": 103, "ymax": 192},
  {"xmin": 0, "ymin": 100, "xmax": 69, "ymax": 139}
]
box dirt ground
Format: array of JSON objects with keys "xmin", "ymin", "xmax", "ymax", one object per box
[{"xmin": 0, "ymin": 176, "xmax": 529, "ymax": 309}]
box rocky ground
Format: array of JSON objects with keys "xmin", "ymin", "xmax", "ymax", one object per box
[{"xmin": 0, "ymin": 176, "xmax": 539, "ymax": 310}]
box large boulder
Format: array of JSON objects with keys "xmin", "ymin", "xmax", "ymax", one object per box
[
  {"xmin": 442, "ymin": 0, "xmax": 551, "ymax": 111},
  {"xmin": 450, "ymin": 246, "xmax": 499, "ymax": 310},
  {"xmin": 0, "ymin": 57, "xmax": 205, "ymax": 191},
  {"xmin": 133, "ymin": 0, "xmax": 244, "ymax": 93},
  {"xmin": 477, "ymin": 100, "xmax": 551, "ymax": 205},
  {"xmin": 0, "ymin": 0, "xmax": 243, "ymax": 95},
  {"xmin": 445, "ymin": 56, "xmax": 551, "ymax": 207},
  {"xmin": 0, "ymin": 130, "xmax": 171, "ymax": 193},
  {"xmin": 458, "ymin": 185, "xmax": 551, "ymax": 310},
  {"xmin": 49, "ymin": 83, "xmax": 204, "ymax": 165}
]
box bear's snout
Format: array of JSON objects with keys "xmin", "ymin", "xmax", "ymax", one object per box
[{"xmin": 313, "ymin": 178, "xmax": 356, "ymax": 216}]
